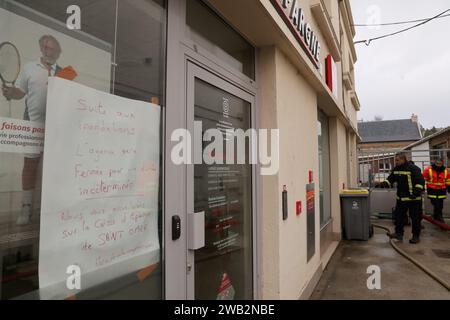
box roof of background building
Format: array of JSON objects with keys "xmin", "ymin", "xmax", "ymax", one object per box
[
  {"xmin": 403, "ymin": 126, "xmax": 450, "ymax": 150},
  {"xmin": 358, "ymin": 119, "xmax": 422, "ymax": 143}
]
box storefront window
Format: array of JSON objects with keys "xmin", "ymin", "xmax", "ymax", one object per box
[
  {"xmin": 0, "ymin": 0, "xmax": 166, "ymax": 300},
  {"xmin": 318, "ymin": 111, "xmax": 331, "ymax": 227},
  {"xmin": 186, "ymin": 0, "xmax": 255, "ymax": 80}
]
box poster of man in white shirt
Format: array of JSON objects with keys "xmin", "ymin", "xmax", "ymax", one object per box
[{"xmin": 2, "ymin": 34, "xmax": 76, "ymax": 225}]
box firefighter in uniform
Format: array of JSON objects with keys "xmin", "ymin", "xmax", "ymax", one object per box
[
  {"xmin": 423, "ymin": 158, "xmax": 450, "ymax": 223},
  {"xmin": 380, "ymin": 153, "xmax": 425, "ymax": 244}
]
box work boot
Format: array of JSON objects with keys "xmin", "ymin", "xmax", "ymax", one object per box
[
  {"xmin": 387, "ymin": 232, "xmax": 403, "ymax": 241},
  {"xmin": 409, "ymin": 236, "xmax": 420, "ymax": 244}
]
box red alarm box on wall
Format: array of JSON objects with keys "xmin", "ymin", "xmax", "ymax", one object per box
[{"xmin": 296, "ymin": 201, "xmax": 302, "ymax": 216}]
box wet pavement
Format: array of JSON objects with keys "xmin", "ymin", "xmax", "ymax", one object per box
[{"xmin": 311, "ymin": 219, "xmax": 450, "ymax": 300}]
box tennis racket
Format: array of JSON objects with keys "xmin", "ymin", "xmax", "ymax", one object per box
[{"xmin": 0, "ymin": 42, "xmax": 21, "ymax": 116}]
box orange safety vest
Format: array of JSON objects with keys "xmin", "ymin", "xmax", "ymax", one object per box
[{"xmin": 423, "ymin": 166, "xmax": 450, "ymax": 190}]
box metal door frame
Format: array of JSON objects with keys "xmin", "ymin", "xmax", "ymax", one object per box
[
  {"xmin": 185, "ymin": 61, "xmax": 256, "ymax": 299},
  {"xmin": 165, "ymin": 0, "xmax": 260, "ymax": 300}
]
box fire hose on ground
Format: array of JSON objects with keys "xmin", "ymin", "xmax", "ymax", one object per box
[
  {"xmin": 371, "ymin": 216, "xmax": 450, "ymax": 292},
  {"xmin": 421, "ymin": 214, "xmax": 450, "ymax": 231}
]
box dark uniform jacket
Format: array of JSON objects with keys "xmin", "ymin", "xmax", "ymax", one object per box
[{"xmin": 385, "ymin": 161, "xmax": 425, "ymax": 202}]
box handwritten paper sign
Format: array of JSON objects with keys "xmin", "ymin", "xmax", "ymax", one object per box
[{"xmin": 39, "ymin": 78, "xmax": 161, "ymax": 292}]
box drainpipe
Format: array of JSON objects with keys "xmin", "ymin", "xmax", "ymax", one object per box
[
  {"xmin": 338, "ymin": 0, "xmax": 351, "ymax": 187},
  {"xmin": 338, "ymin": 0, "xmax": 345, "ymax": 114}
]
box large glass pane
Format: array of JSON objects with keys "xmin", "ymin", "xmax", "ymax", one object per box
[
  {"xmin": 186, "ymin": 0, "xmax": 255, "ymax": 79},
  {"xmin": 194, "ymin": 79, "xmax": 253, "ymax": 300},
  {"xmin": 318, "ymin": 111, "xmax": 331, "ymax": 227},
  {"xmin": 0, "ymin": 0, "xmax": 165, "ymax": 300}
]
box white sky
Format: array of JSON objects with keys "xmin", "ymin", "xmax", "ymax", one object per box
[{"xmin": 350, "ymin": 0, "xmax": 450, "ymax": 129}]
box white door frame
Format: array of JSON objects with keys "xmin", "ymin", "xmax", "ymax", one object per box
[{"xmin": 185, "ymin": 61, "xmax": 256, "ymax": 299}]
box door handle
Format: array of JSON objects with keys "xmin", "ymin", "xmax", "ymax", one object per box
[{"xmin": 188, "ymin": 211, "xmax": 205, "ymax": 250}]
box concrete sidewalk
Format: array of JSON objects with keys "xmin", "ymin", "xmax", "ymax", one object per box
[{"xmin": 311, "ymin": 219, "xmax": 450, "ymax": 300}]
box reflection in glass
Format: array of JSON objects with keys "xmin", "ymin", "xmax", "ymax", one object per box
[
  {"xmin": 0, "ymin": 0, "xmax": 166, "ymax": 300},
  {"xmin": 186, "ymin": 0, "xmax": 255, "ymax": 79},
  {"xmin": 194, "ymin": 79, "xmax": 253, "ymax": 300},
  {"xmin": 318, "ymin": 111, "xmax": 331, "ymax": 227}
]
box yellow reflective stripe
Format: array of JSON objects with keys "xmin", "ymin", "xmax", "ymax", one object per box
[
  {"xmin": 394, "ymin": 171, "xmax": 411, "ymax": 175},
  {"xmin": 426, "ymin": 195, "xmax": 448, "ymax": 199},
  {"xmin": 393, "ymin": 170, "xmax": 414, "ymax": 194},
  {"xmin": 428, "ymin": 182, "xmax": 446, "ymax": 186},
  {"xmin": 429, "ymin": 195, "xmax": 448, "ymax": 199},
  {"xmin": 415, "ymin": 184, "xmax": 424, "ymax": 190},
  {"xmin": 407, "ymin": 175, "xmax": 413, "ymax": 194},
  {"xmin": 384, "ymin": 180, "xmax": 391, "ymax": 187},
  {"xmin": 429, "ymin": 169, "xmax": 433, "ymax": 183},
  {"xmin": 397, "ymin": 197, "xmax": 422, "ymax": 201}
]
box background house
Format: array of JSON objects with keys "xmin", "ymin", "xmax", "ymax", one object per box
[
  {"xmin": 404, "ymin": 126, "xmax": 450, "ymax": 169},
  {"xmin": 358, "ymin": 114, "xmax": 422, "ymax": 152},
  {"xmin": 357, "ymin": 114, "xmax": 423, "ymax": 185}
]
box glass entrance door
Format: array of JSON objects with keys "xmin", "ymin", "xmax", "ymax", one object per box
[{"xmin": 186, "ymin": 62, "xmax": 255, "ymax": 300}]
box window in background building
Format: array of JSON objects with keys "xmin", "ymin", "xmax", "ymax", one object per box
[
  {"xmin": 0, "ymin": 0, "xmax": 166, "ymax": 300},
  {"xmin": 379, "ymin": 161, "xmax": 391, "ymax": 172},
  {"xmin": 318, "ymin": 111, "xmax": 331, "ymax": 227}
]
